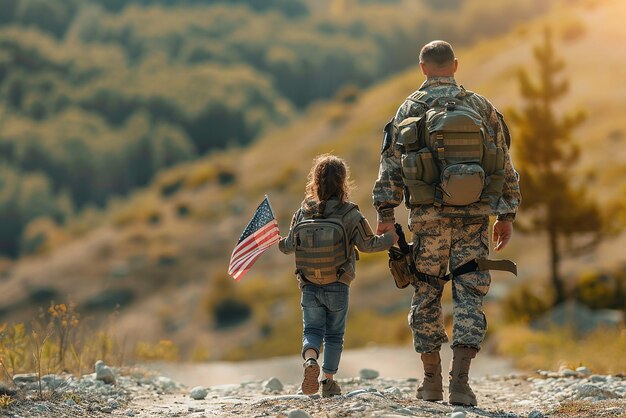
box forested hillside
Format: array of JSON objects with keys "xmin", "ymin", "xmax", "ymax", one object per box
[
  {"xmin": 0, "ymin": 0, "xmax": 550, "ymax": 257},
  {"xmin": 0, "ymin": 0, "xmax": 623, "ymax": 362}
]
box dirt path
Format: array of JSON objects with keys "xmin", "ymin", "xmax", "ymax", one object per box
[{"xmin": 150, "ymin": 344, "xmax": 517, "ymax": 387}]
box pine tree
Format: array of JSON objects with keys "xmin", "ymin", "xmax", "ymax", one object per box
[{"xmin": 509, "ymin": 29, "xmax": 603, "ymax": 305}]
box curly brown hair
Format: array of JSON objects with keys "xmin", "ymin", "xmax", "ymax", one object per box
[{"xmin": 304, "ymin": 154, "xmax": 352, "ymax": 214}]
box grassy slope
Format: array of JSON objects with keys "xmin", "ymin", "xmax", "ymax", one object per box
[{"xmin": 1, "ymin": 0, "xmax": 625, "ymax": 360}]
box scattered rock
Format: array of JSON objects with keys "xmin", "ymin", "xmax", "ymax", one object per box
[
  {"xmin": 574, "ymin": 383, "xmax": 620, "ymax": 399},
  {"xmin": 95, "ymin": 360, "xmax": 116, "ymax": 385},
  {"xmin": 287, "ymin": 410, "xmax": 312, "ymax": 418},
  {"xmin": 42, "ymin": 374, "xmax": 66, "ymax": 389},
  {"xmin": 346, "ymin": 389, "xmax": 369, "ymax": 397},
  {"xmin": 560, "ymin": 369, "xmax": 578, "ymax": 377},
  {"xmin": 0, "ymin": 383, "xmax": 17, "ymax": 396},
  {"xmin": 576, "ymin": 367, "xmax": 591, "ymax": 376},
  {"xmin": 528, "ymin": 411, "xmax": 544, "ymax": 418},
  {"xmin": 188, "ymin": 406, "xmax": 205, "ymax": 412},
  {"xmin": 589, "ymin": 375, "xmax": 607, "ymax": 383},
  {"xmin": 13, "ymin": 373, "xmax": 38, "ymax": 384},
  {"xmin": 451, "ymin": 411, "xmax": 466, "ymax": 418},
  {"xmin": 155, "ymin": 376, "xmax": 178, "ymax": 392},
  {"xmin": 190, "ymin": 386, "xmax": 209, "ymax": 400},
  {"xmin": 263, "ymin": 377, "xmax": 284, "ymax": 392},
  {"xmin": 383, "ymin": 386, "xmax": 402, "ymax": 397},
  {"xmin": 360, "ymin": 368, "xmax": 380, "ymax": 380}
]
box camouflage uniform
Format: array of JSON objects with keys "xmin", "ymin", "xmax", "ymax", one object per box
[{"xmin": 372, "ymin": 76, "xmax": 521, "ymax": 353}]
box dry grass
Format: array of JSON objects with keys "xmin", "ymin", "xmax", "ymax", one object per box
[{"xmin": 495, "ymin": 325, "xmax": 626, "ymax": 374}]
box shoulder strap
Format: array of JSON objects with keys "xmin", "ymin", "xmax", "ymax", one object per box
[
  {"xmin": 406, "ymin": 90, "xmax": 430, "ymax": 108},
  {"xmin": 333, "ymin": 202, "xmax": 358, "ymax": 219}
]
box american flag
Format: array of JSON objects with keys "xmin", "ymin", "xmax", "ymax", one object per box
[{"xmin": 227, "ymin": 196, "xmax": 280, "ymax": 281}]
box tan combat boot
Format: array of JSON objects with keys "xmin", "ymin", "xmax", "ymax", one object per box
[
  {"xmin": 416, "ymin": 351, "xmax": 443, "ymax": 401},
  {"xmin": 448, "ymin": 346, "xmax": 478, "ymax": 406}
]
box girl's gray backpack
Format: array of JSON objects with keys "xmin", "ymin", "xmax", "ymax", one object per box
[{"xmin": 292, "ymin": 203, "xmax": 357, "ymax": 285}]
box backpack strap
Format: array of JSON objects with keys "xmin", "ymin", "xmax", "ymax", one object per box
[
  {"xmin": 406, "ymin": 90, "xmax": 430, "ymax": 108},
  {"xmin": 331, "ymin": 202, "xmax": 358, "ymax": 261}
]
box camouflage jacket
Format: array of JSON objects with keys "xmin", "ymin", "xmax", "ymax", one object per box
[{"xmin": 372, "ymin": 76, "xmax": 521, "ymax": 226}]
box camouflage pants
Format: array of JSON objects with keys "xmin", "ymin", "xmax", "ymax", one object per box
[{"xmin": 408, "ymin": 217, "xmax": 491, "ymax": 353}]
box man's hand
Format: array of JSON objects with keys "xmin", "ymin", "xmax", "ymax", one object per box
[
  {"xmin": 492, "ymin": 220, "xmax": 513, "ymax": 252},
  {"xmin": 376, "ymin": 222, "xmax": 395, "ymax": 235}
]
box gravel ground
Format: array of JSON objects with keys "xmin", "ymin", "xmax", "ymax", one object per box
[{"xmin": 1, "ymin": 363, "xmax": 625, "ymax": 417}]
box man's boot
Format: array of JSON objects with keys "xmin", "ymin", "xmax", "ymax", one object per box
[
  {"xmin": 416, "ymin": 351, "xmax": 443, "ymax": 401},
  {"xmin": 449, "ymin": 346, "xmax": 478, "ymax": 406}
]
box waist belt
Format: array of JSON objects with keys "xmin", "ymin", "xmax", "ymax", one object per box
[{"xmin": 415, "ymin": 258, "xmax": 517, "ymax": 288}]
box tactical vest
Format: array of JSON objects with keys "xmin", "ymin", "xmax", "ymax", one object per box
[
  {"xmin": 292, "ymin": 203, "xmax": 357, "ymax": 285},
  {"xmin": 396, "ymin": 88, "xmax": 506, "ymax": 208}
]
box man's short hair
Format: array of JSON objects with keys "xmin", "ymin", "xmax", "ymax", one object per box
[{"xmin": 419, "ymin": 40, "xmax": 455, "ymax": 66}]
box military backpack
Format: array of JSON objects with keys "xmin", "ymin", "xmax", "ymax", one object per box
[
  {"xmin": 292, "ymin": 202, "xmax": 357, "ymax": 285},
  {"xmin": 396, "ymin": 88, "xmax": 506, "ymax": 207}
]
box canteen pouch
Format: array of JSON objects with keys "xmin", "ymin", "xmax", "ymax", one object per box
[{"xmin": 401, "ymin": 145, "xmax": 438, "ymax": 206}]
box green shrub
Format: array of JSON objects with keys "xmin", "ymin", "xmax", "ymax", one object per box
[
  {"xmin": 574, "ymin": 270, "xmax": 624, "ymax": 310},
  {"xmin": 502, "ymin": 282, "xmax": 553, "ymax": 324}
]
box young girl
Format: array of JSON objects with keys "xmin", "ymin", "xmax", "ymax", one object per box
[{"xmin": 279, "ymin": 154, "xmax": 397, "ymax": 397}]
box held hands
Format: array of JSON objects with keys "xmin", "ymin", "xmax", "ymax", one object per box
[
  {"xmin": 377, "ymin": 222, "xmax": 398, "ymax": 245},
  {"xmin": 493, "ymin": 220, "xmax": 513, "ymax": 252}
]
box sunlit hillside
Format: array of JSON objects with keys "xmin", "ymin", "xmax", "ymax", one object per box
[{"xmin": 1, "ymin": 0, "xmax": 624, "ymax": 361}]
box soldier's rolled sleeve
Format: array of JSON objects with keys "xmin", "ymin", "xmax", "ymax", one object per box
[
  {"xmin": 353, "ymin": 216, "xmax": 395, "ymax": 253},
  {"xmin": 496, "ymin": 213, "xmax": 516, "ymax": 222}
]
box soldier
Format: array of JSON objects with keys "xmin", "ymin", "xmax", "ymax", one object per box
[{"xmin": 372, "ymin": 40, "xmax": 521, "ymax": 406}]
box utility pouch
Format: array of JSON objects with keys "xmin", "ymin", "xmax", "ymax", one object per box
[
  {"xmin": 388, "ymin": 247, "xmax": 414, "ymax": 289},
  {"xmin": 440, "ymin": 163, "xmax": 485, "ymax": 206},
  {"xmin": 396, "ymin": 117, "xmax": 423, "ymax": 151},
  {"xmin": 418, "ymin": 149, "xmax": 439, "ymax": 184},
  {"xmin": 388, "ymin": 223, "xmax": 416, "ymax": 289},
  {"xmin": 482, "ymin": 143, "xmax": 497, "ymax": 175},
  {"xmin": 401, "ymin": 152, "xmax": 421, "ymax": 181},
  {"xmin": 404, "ymin": 179, "xmax": 435, "ymax": 206}
]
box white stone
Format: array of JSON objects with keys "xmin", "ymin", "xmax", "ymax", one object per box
[
  {"xmin": 451, "ymin": 412, "xmax": 466, "ymax": 418},
  {"xmin": 360, "ymin": 368, "xmax": 380, "ymax": 380},
  {"xmin": 576, "ymin": 366, "xmax": 591, "ymax": 376},
  {"xmin": 287, "ymin": 410, "xmax": 312, "ymax": 418},
  {"xmin": 263, "ymin": 377, "xmax": 283, "ymax": 392},
  {"xmin": 95, "ymin": 360, "xmax": 116, "ymax": 385},
  {"xmin": 156, "ymin": 376, "xmax": 177, "ymax": 391},
  {"xmin": 190, "ymin": 386, "xmax": 208, "ymax": 400}
]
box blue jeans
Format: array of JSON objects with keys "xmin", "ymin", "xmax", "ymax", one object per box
[{"xmin": 301, "ymin": 282, "xmax": 349, "ymax": 375}]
